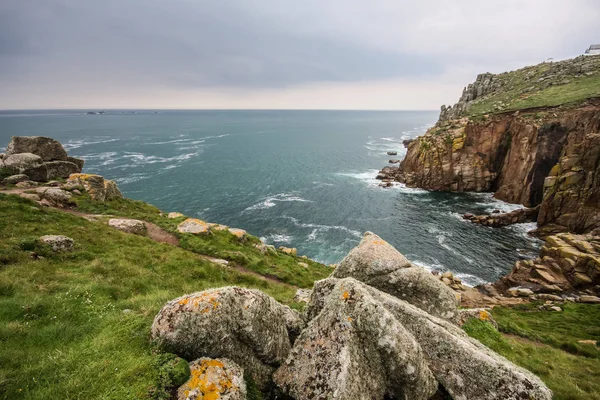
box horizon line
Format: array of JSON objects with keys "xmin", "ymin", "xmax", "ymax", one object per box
[{"xmin": 0, "ymin": 108, "xmax": 439, "ymax": 112}]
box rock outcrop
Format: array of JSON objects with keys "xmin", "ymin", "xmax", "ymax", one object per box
[
  {"xmin": 275, "ymin": 277, "xmax": 551, "ymax": 400},
  {"xmin": 151, "ymin": 287, "xmax": 296, "ymax": 390},
  {"xmin": 493, "ymin": 232, "xmax": 600, "ymax": 296},
  {"xmin": 1, "ymin": 136, "xmax": 84, "ymax": 181},
  {"xmin": 178, "ymin": 358, "xmax": 246, "ymax": 400},
  {"xmin": 177, "ymin": 218, "xmax": 210, "ymax": 234},
  {"xmin": 463, "ymin": 206, "xmax": 539, "ymax": 227},
  {"xmin": 386, "ymin": 101, "xmax": 600, "ymax": 234},
  {"xmin": 332, "ymin": 232, "xmax": 459, "ymax": 322},
  {"xmin": 66, "ymin": 173, "xmax": 123, "ymax": 201}
]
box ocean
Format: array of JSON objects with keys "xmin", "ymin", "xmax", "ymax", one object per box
[{"xmin": 0, "ymin": 109, "xmax": 541, "ymax": 285}]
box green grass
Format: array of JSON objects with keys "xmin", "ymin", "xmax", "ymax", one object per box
[
  {"xmin": 0, "ymin": 193, "xmax": 325, "ymax": 399},
  {"xmin": 463, "ymin": 56, "xmax": 600, "ymax": 117},
  {"xmin": 464, "ymin": 303, "xmax": 600, "ymax": 400},
  {"xmin": 73, "ymin": 194, "xmax": 331, "ymax": 288}
]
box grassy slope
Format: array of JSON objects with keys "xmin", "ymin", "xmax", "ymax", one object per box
[
  {"xmin": 0, "ymin": 193, "xmax": 328, "ymax": 399},
  {"xmin": 464, "ymin": 303, "xmax": 600, "ymax": 400},
  {"xmin": 465, "ymin": 56, "xmax": 600, "ymax": 117}
]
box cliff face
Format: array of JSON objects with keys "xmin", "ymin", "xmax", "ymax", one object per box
[
  {"xmin": 390, "ymin": 100, "xmax": 600, "ymax": 234},
  {"xmin": 383, "ymin": 55, "xmax": 600, "ymax": 235}
]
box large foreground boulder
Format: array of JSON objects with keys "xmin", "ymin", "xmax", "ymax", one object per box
[
  {"xmin": 332, "ymin": 232, "xmax": 459, "ymax": 322},
  {"xmin": 6, "ymin": 136, "xmax": 68, "ymax": 161},
  {"xmin": 151, "ymin": 287, "xmax": 297, "ymax": 390},
  {"xmin": 274, "ymin": 279, "xmax": 438, "ymax": 400},
  {"xmin": 278, "ymin": 277, "xmax": 552, "ymax": 400},
  {"xmin": 178, "ymin": 358, "xmax": 246, "ymax": 400}
]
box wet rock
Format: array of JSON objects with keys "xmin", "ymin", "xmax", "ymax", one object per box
[
  {"xmin": 463, "ymin": 207, "xmax": 539, "ymax": 227},
  {"xmin": 151, "ymin": 287, "xmax": 294, "ymax": 389},
  {"xmin": 387, "ymin": 151, "xmax": 398, "ymax": 155},
  {"xmin": 108, "ymin": 218, "xmax": 146, "ymax": 235},
  {"xmin": 332, "ymin": 232, "xmax": 459, "ymax": 322},
  {"xmin": 178, "ymin": 358, "xmax": 246, "ymax": 400},
  {"xmin": 177, "ymin": 218, "xmax": 210, "ymax": 234},
  {"xmin": 6, "ymin": 136, "xmax": 68, "ymax": 161},
  {"xmin": 39, "ymin": 235, "xmax": 74, "ymax": 252}
]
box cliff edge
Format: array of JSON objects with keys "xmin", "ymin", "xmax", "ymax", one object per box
[{"xmin": 380, "ymin": 55, "xmax": 600, "ymax": 234}]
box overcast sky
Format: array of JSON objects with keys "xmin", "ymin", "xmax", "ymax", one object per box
[{"xmin": 1, "ymin": 0, "xmax": 599, "ymax": 110}]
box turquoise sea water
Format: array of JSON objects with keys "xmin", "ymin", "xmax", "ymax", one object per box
[{"xmin": 0, "ymin": 110, "xmax": 540, "ymax": 285}]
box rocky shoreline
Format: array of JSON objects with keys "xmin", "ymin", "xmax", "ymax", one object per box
[{"xmin": 375, "ymin": 56, "xmax": 600, "ymax": 305}]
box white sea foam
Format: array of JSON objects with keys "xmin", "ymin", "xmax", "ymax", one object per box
[
  {"xmin": 121, "ymin": 151, "xmax": 198, "ymax": 165},
  {"xmin": 412, "ymin": 259, "xmax": 488, "ymax": 287},
  {"xmin": 260, "ymin": 234, "xmax": 293, "ymax": 244},
  {"xmin": 436, "ymin": 232, "xmax": 475, "ymax": 264},
  {"xmin": 467, "ymin": 192, "xmax": 524, "ymax": 213},
  {"xmin": 244, "ymin": 193, "xmax": 313, "ymax": 212},
  {"xmin": 113, "ymin": 173, "xmax": 151, "ymax": 184},
  {"xmin": 63, "ymin": 138, "xmax": 119, "ymax": 149},
  {"xmin": 336, "ymin": 170, "xmax": 428, "ymax": 194},
  {"xmin": 281, "ymin": 216, "xmax": 362, "ymax": 238}
]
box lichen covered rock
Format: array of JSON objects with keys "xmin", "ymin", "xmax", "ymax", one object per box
[
  {"xmin": 177, "ymin": 218, "xmax": 210, "ymax": 234},
  {"xmin": 6, "ymin": 136, "xmax": 68, "ymax": 161},
  {"xmin": 274, "ymin": 278, "xmax": 438, "ymax": 400},
  {"xmin": 108, "ymin": 218, "xmax": 146, "ymax": 235},
  {"xmin": 332, "ymin": 232, "xmax": 459, "ymax": 322},
  {"xmin": 168, "ymin": 212, "xmax": 185, "ymax": 219},
  {"xmin": 178, "ymin": 358, "xmax": 246, "ymax": 400},
  {"xmin": 36, "ymin": 187, "xmax": 73, "ymax": 207},
  {"xmin": 290, "ymin": 277, "xmax": 552, "ymax": 400},
  {"xmin": 45, "ymin": 161, "xmax": 80, "ymax": 180},
  {"xmin": 152, "ymin": 287, "xmax": 294, "ymax": 389},
  {"xmin": 67, "ymin": 173, "xmax": 123, "ymax": 201},
  {"xmin": 39, "ymin": 235, "xmax": 74, "ymax": 252},
  {"xmin": 228, "ymin": 228, "xmax": 247, "ymax": 239},
  {"xmin": 2, "ymin": 153, "xmax": 48, "ymax": 181}
]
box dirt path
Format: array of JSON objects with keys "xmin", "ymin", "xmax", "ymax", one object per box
[{"xmin": 2, "ymin": 187, "xmax": 292, "ymax": 286}]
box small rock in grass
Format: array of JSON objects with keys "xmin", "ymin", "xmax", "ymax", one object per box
[
  {"xmin": 39, "ymin": 235, "xmax": 74, "ymax": 252},
  {"xmin": 177, "ymin": 218, "xmax": 210, "ymax": 234},
  {"xmin": 108, "ymin": 218, "xmax": 147, "ymax": 235}
]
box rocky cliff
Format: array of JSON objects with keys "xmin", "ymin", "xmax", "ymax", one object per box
[{"xmin": 381, "ymin": 56, "xmax": 600, "ymax": 234}]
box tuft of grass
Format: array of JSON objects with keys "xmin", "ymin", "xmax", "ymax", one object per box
[
  {"xmin": 0, "ymin": 193, "xmax": 322, "ymax": 399},
  {"xmin": 465, "ymin": 304, "xmax": 600, "ymax": 400}
]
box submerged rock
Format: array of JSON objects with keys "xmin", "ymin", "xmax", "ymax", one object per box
[
  {"xmin": 178, "ymin": 358, "xmax": 246, "ymax": 400},
  {"xmin": 151, "ymin": 287, "xmax": 295, "ymax": 389},
  {"xmin": 332, "ymin": 231, "xmax": 459, "ymax": 322}
]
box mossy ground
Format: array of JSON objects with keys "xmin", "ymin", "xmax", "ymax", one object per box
[
  {"xmin": 0, "ymin": 193, "xmax": 326, "ymax": 399},
  {"xmin": 464, "ymin": 303, "xmax": 600, "ymax": 400}
]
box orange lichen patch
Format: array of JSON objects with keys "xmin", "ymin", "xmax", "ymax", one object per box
[
  {"xmin": 347, "ymin": 317, "xmax": 353, "ymax": 322},
  {"xmin": 341, "ymin": 291, "xmax": 350, "ymax": 300},
  {"xmin": 228, "ymin": 228, "xmax": 247, "ymax": 238},
  {"xmin": 371, "ymin": 239, "xmax": 386, "ymax": 246},
  {"xmin": 178, "ymin": 297, "xmax": 190, "ymax": 306},
  {"xmin": 179, "ymin": 292, "xmax": 222, "ymax": 314},
  {"xmin": 478, "ymin": 310, "xmax": 491, "ymax": 321},
  {"xmin": 181, "ymin": 358, "xmax": 237, "ymax": 400}
]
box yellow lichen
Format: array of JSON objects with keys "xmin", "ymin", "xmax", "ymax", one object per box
[
  {"xmin": 341, "ymin": 291, "xmax": 350, "ymax": 300},
  {"xmin": 478, "ymin": 310, "xmax": 491, "ymax": 321},
  {"xmin": 181, "ymin": 359, "xmax": 237, "ymax": 400}
]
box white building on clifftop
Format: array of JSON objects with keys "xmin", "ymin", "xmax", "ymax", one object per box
[{"xmin": 585, "ymin": 44, "xmax": 600, "ymax": 55}]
